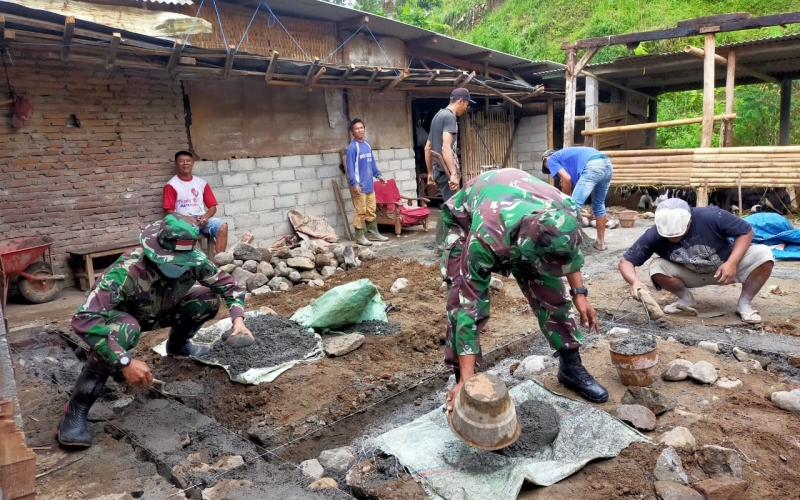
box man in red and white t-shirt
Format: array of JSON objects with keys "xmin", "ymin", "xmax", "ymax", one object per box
[{"xmin": 163, "ymin": 151, "xmax": 228, "ymax": 254}]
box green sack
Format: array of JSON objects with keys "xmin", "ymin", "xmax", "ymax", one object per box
[{"xmin": 290, "ymin": 278, "xmax": 387, "ymax": 329}]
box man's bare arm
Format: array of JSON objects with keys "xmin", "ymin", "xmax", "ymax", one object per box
[
  {"xmin": 441, "ymin": 132, "xmax": 457, "ymax": 178},
  {"xmin": 424, "ymin": 140, "xmax": 435, "ymax": 186}
]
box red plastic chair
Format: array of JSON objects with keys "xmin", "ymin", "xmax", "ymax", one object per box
[{"xmin": 373, "ymin": 179, "xmax": 431, "ymax": 236}]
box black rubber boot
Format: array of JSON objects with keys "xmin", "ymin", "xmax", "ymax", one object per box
[
  {"xmin": 557, "ymin": 348, "xmax": 609, "ymax": 403},
  {"xmin": 57, "ymin": 352, "xmax": 112, "ymax": 448},
  {"xmin": 166, "ymin": 327, "xmax": 210, "ymax": 357}
]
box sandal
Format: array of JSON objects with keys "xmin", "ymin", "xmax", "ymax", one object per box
[
  {"xmin": 593, "ymin": 241, "xmax": 607, "ymax": 251},
  {"xmin": 737, "ymin": 309, "xmax": 762, "ymax": 324}
]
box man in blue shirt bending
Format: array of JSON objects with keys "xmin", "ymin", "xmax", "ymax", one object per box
[
  {"xmin": 346, "ymin": 118, "xmax": 388, "ymax": 246},
  {"xmin": 542, "ymin": 146, "xmax": 614, "ymax": 250}
]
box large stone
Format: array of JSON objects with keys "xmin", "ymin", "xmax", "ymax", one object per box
[
  {"xmin": 202, "ymin": 479, "xmax": 253, "ymax": 500},
  {"xmin": 299, "ymin": 270, "xmax": 323, "ymax": 281},
  {"xmin": 697, "ymin": 341, "xmax": 720, "ymax": 354},
  {"xmin": 732, "ymin": 347, "xmax": 771, "ymax": 368},
  {"xmin": 489, "ymin": 276, "xmax": 503, "ymax": 291},
  {"xmin": 715, "ymin": 377, "xmax": 742, "ymax": 389},
  {"xmin": 274, "ymin": 247, "xmax": 292, "ymax": 259},
  {"xmin": 359, "ymin": 248, "xmax": 377, "ymax": 261},
  {"xmin": 658, "ymin": 427, "xmax": 696, "ymax": 452},
  {"xmin": 688, "ymin": 361, "xmax": 718, "ymax": 384},
  {"xmin": 765, "ymin": 382, "xmax": 789, "ymax": 400},
  {"xmin": 306, "ymin": 241, "xmax": 326, "ymax": 255},
  {"xmin": 231, "ymin": 267, "xmax": 254, "ymax": 287},
  {"xmin": 233, "ymin": 259, "xmax": 243, "ymax": 267},
  {"xmin": 662, "ymin": 359, "xmax": 693, "ymax": 381},
  {"xmin": 314, "ymin": 253, "xmax": 334, "ymax": 268},
  {"xmin": 291, "ymin": 248, "xmax": 316, "ymax": 260},
  {"xmin": 268, "ymin": 276, "xmax": 293, "ymax": 292},
  {"xmin": 513, "ymin": 355, "xmax": 550, "ymax": 379},
  {"xmin": 246, "ymin": 273, "xmax": 269, "ymax": 291},
  {"xmin": 324, "ymin": 334, "xmax": 365, "ymax": 357},
  {"xmin": 621, "ymin": 387, "xmax": 677, "ymax": 415},
  {"xmin": 654, "ymin": 481, "xmax": 703, "ymax": 500},
  {"xmin": 275, "ymin": 261, "xmax": 291, "ymax": 277},
  {"xmin": 390, "ymin": 278, "xmax": 409, "ymax": 294},
  {"xmin": 771, "ymin": 391, "xmax": 800, "ymax": 414},
  {"xmin": 288, "ymin": 270, "xmax": 302, "ymax": 283},
  {"xmin": 213, "ymin": 252, "xmax": 234, "ymax": 266},
  {"xmin": 300, "ymin": 458, "xmax": 324, "ymax": 479},
  {"xmin": 257, "ymin": 261, "xmax": 275, "ymax": 278},
  {"xmin": 654, "ymin": 447, "xmax": 689, "ymax": 484},
  {"xmin": 321, "ymin": 265, "xmax": 337, "ymax": 278},
  {"xmin": 257, "ymin": 247, "xmax": 272, "ymax": 262},
  {"xmin": 219, "ymin": 264, "xmax": 237, "ymax": 274},
  {"xmin": 696, "ymin": 445, "xmax": 743, "ymax": 478},
  {"xmin": 251, "ymin": 285, "xmax": 271, "ymax": 296},
  {"xmin": 241, "ymin": 260, "xmax": 258, "ymax": 273},
  {"xmin": 308, "ymin": 478, "xmax": 338, "ymax": 490},
  {"xmin": 692, "ymin": 476, "xmax": 749, "ymax": 500},
  {"xmin": 318, "ymin": 446, "xmax": 356, "ymax": 472},
  {"xmin": 610, "ymin": 404, "xmax": 657, "ymax": 431},
  {"xmin": 287, "ymin": 257, "xmax": 316, "ymax": 270},
  {"xmin": 233, "ymin": 242, "xmax": 262, "ymax": 262}
]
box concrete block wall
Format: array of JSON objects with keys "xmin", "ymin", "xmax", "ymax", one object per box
[
  {"xmin": 515, "ymin": 115, "xmax": 549, "ymax": 182},
  {"xmin": 193, "ymin": 148, "xmax": 418, "ymax": 245}
]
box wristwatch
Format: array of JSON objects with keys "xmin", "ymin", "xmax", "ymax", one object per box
[
  {"xmin": 569, "ymin": 286, "xmax": 589, "ymax": 297},
  {"xmin": 116, "ymin": 353, "xmax": 132, "ymax": 370}
]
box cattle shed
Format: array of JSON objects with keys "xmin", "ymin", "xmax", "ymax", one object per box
[
  {"xmin": 528, "ymin": 12, "xmax": 800, "ymax": 208},
  {"xmin": 0, "ymin": 0, "xmax": 554, "ymax": 287}
]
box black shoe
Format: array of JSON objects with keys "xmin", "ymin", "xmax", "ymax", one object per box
[
  {"xmin": 557, "ymin": 348, "xmax": 609, "ymax": 403},
  {"xmin": 57, "ymin": 353, "xmax": 112, "ymax": 448},
  {"xmin": 166, "ymin": 328, "xmax": 210, "ymax": 357}
]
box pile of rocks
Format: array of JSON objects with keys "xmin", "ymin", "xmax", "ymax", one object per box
[{"xmin": 213, "ymin": 242, "xmax": 376, "ymax": 295}]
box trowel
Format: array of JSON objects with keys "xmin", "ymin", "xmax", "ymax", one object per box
[{"xmin": 152, "ymin": 378, "xmax": 201, "ymax": 397}]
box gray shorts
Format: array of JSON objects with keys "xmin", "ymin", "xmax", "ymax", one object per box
[{"xmin": 648, "ymin": 244, "xmax": 774, "ymax": 288}]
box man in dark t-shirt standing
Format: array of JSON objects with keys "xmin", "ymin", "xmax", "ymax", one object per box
[
  {"xmin": 425, "ymin": 88, "xmax": 474, "ymax": 249},
  {"xmin": 618, "ymin": 198, "xmax": 774, "ymax": 324}
]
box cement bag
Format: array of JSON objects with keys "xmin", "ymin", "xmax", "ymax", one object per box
[
  {"xmin": 288, "ymin": 209, "xmax": 339, "ymax": 243},
  {"xmin": 291, "ymin": 278, "xmax": 387, "ymax": 329}
]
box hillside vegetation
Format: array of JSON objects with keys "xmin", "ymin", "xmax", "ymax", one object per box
[{"xmin": 340, "ymin": 0, "xmax": 800, "ymax": 147}]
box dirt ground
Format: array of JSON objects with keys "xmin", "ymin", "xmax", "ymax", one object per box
[{"xmin": 6, "ymin": 216, "xmax": 800, "ymax": 499}]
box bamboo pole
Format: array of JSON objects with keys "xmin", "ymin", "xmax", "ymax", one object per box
[
  {"xmin": 724, "ymin": 50, "xmax": 736, "ymax": 146},
  {"xmin": 700, "ymin": 33, "xmax": 716, "ymax": 151},
  {"xmin": 684, "ymin": 45, "xmax": 779, "ymax": 84},
  {"xmin": 583, "ymin": 113, "xmax": 737, "ymax": 135}
]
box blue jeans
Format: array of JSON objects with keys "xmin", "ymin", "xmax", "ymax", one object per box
[
  {"xmin": 571, "ymin": 157, "xmax": 613, "ymax": 217},
  {"xmin": 192, "ymin": 216, "xmax": 225, "ymax": 238}
]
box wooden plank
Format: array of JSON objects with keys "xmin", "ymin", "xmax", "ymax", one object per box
[
  {"xmin": 306, "ymin": 66, "xmax": 327, "ymax": 89},
  {"xmin": 166, "ymin": 39, "xmax": 183, "ymax": 75},
  {"xmin": 564, "ymin": 11, "xmax": 800, "ymax": 49},
  {"xmin": 406, "ymin": 47, "xmax": 513, "ymax": 78},
  {"xmin": 724, "ymin": 50, "xmax": 735, "ymax": 147},
  {"xmin": 578, "ymin": 70, "xmax": 657, "ymax": 101},
  {"xmin": 780, "ymin": 78, "xmax": 793, "ymax": 146},
  {"xmin": 677, "ymin": 13, "xmax": 750, "ymax": 27},
  {"xmin": 458, "ymin": 71, "xmax": 475, "ymax": 88},
  {"xmin": 563, "ymin": 48, "xmax": 577, "ymax": 147},
  {"xmin": 0, "ymin": 15, "xmax": 5, "ymax": 41},
  {"xmin": 684, "ymin": 45, "xmax": 778, "ymax": 84},
  {"xmin": 368, "ymin": 67, "xmax": 381, "ymax": 84},
  {"xmin": 264, "ymin": 51, "xmax": 279, "ymax": 83},
  {"xmin": 381, "ymin": 71, "xmax": 406, "ymax": 92},
  {"xmin": 61, "ymin": 16, "xmax": 75, "ymax": 61},
  {"xmin": 546, "ymin": 98, "xmax": 554, "ymax": 150},
  {"xmin": 701, "ymin": 33, "xmax": 716, "ymax": 148},
  {"xmin": 105, "ymin": 32, "xmax": 120, "ymax": 68},
  {"xmin": 474, "ymin": 78, "xmax": 522, "ymax": 108},
  {"xmin": 574, "ymin": 47, "xmax": 598, "ymax": 75},
  {"xmin": 331, "ymin": 179, "xmax": 353, "ymax": 241},
  {"xmin": 426, "ymin": 69, "xmax": 440, "ymax": 85},
  {"xmin": 304, "ymin": 57, "xmax": 320, "ymax": 85},
  {"xmin": 223, "ymin": 45, "xmax": 236, "ymax": 80},
  {"xmin": 338, "ymin": 63, "xmax": 354, "ymax": 84}
]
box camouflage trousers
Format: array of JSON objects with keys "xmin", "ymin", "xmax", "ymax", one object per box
[
  {"xmin": 443, "ymin": 229, "xmax": 583, "ymax": 372},
  {"xmin": 80, "ymin": 286, "xmax": 221, "ymax": 362}
]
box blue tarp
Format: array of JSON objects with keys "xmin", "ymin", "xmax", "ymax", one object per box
[{"xmin": 744, "ymin": 213, "xmax": 800, "ymax": 260}]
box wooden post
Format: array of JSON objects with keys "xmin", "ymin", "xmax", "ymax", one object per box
[
  {"xmin": 547, "ymin": 98, "xmax": 554, "ymax": 185},
  {"xmin": 646, "ymin": 97, "xmax": 658, "ymax": 147},
  {"xmin": 584, "ymin": 75, "xmax": 599, "ymax": 148},
  {"xmin": 724, "ymin": 50, "xmax": 736, "ymax": 147},
  {"xmin": 700, "ymin": 33, "xmax": 716, "ymax": 149},
  {"xmin": 563, "ymin": 48, "xmax": 577, "ymax": 147},
  {"xmin": 484, "ymin": 61, "xmax": 490, "ymax": 118},
  {"xmin": 780, "ymin": 78, "xmax": 792, "ymax": 146}
]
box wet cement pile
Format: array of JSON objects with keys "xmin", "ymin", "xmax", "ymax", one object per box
[
  {"xmin": 205, "ymin": 315, "xmax": 318, "ymax": 375},
  {"xmin": 613, "ymin": 335, "xmax": 657, "ymax": 355},
  {"xmin": 334, "ymin": 320, "xmax": 402, "ymax": 335},
  {"xmin": 494, "ymin": 400, "xmax": 560, "ymax": 457}
]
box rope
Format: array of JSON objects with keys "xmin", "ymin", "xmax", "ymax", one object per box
[
  {"xmin": 262, "ymin": 0, "xmax": 311, "ymax": 61},
  {"xmin": 365, "ymin": 25, "xmax": 399, "ymax": 76},
  {"xmin": 182, "ymin": 0, "xmax": 207, "ymax": 49},
  {"xmin": 210, "ymin": 0, "xmax": 230, "ymax": 52},
  {"xmin": 234, "ymin": 0, "xmax": 262, "ymax": 53},
  {"xmin": 321, "ymin": 24, "xmax": 364, "ymax": 63}
]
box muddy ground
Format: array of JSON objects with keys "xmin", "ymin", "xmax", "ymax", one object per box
[{"xmin": 6, "ymin": 215, "xmax": 800, "ymax": 499}]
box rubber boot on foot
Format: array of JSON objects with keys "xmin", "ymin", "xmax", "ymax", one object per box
[
  {"xmin": 557, "ymin": 348, "xmax": 608, "ymax": 403},
  {"xmin": 354, "ymin": 228, "xmax": 372, "ymax": 246},
  {"xmin": 365, "ymin": 220, "xmax": 388, "ymax": 242},
  {"xmin": 56, "ymin": 352, "xmax": 112, "ymax": 448},
  {"xmin": 166, "ymin": 328, "xmax": 210, "ymax": 357}
]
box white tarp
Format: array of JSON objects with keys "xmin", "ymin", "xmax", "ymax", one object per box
[
  {"xmin": 371, "ymin": 379, "xmax": 652, "ymax": 500},
  {"xmin": 153, "ymin": 311, "xmax": 323, "ymax": 384}
]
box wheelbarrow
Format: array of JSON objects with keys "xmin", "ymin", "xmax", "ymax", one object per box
[{"xmin": 0, "ymin": 236, "xmax": 65, "ymax": 322}]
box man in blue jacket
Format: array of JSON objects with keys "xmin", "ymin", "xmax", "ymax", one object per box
[{"xmin": 346, "ymin": 118, "xmax": 388, "ymax": 246}]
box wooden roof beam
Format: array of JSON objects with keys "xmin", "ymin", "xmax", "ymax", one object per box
[
  {"xmin": 338, "ymin": 63, "xmax": 355, "ymax": 83},
  {"xmin": 684, "ymin": 44, "xmax": 779, "ymax": 84},
  {"xmin": 304, "ymin": 57, "xmax": 320, "ymax": 85},
  {"xmin": 474, "ymin": 79, "xmax": 523, "ymax": 108},
  {"xmin": 264, "ymin": 51, "xmax": 279, "ymax": 83},
  {"xmin": 461, "ymin": 51, "xmax": 491, "ymax": 61},
  {"xmin": 337, "ymin": 14, "xmax": 368, "ymax": 33},
  {"xmin": 406, "ymin": 48, "xmax": 513, "ymax": 78},
  {"xmin": 223, "ymin": 45, "xmax": 236, "ymax": 80},
  {"xmin": 0, "ymin": 16, "xmax": 5, "ymax": 42},
  {"xmin": 306, "ymin": 66, "xmax": 326, "ymax": 90},
  {"xmin": 61, "ymin": 16, "xmax": 75, "ymax": 61},
  {"xmin": 406, "ymin": 35, "xmax": 437, "ymax": 47},
  {"xmin": 166, "ymin": 39, "xmax": 183, "ymax": 75},
  {"xmin": 563, "ymin": 11, "xmax": 800, "ymax": 50},
  {"xmin": 105, "ymin": 32, "xmax": 120, "ymax": 69},
  {"xmin": 426, "ymin": 69, "xmax": 440, "ymax": 85},
  {"xmin": 381, "ymin": 71, "xmax": 407, "ymax": 92},
  {"xmin": 458, "ymin": 71, "xmax": 476, "ymax": 88},
  {"xmin": 368, "ymin": 67, "xmax": 381, "ymax": 84}
]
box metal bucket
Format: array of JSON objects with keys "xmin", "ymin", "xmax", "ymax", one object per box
[
  {"xmin": 448, "ymin": 373, "xmax": 521, "ymax": 450},
  {"xmin": 609, "ymin": 341, "xmax": 659, "ymax": 387}
]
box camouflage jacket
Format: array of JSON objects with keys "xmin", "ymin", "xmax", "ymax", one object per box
[{"xmin": 72, "ymin": 248, "xmax": 245, "ymax": 363}]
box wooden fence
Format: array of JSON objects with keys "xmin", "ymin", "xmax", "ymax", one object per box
[{"xmin": 460, "ymin": 110, "xmax": 516, "ymax": 181}]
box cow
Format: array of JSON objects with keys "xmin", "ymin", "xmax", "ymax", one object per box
[
  {"xmin": 636, "ymin": 188, "xmax": 697, "ymax": 210},
  {"xmin": 731, "ymin": 188, "xmax": 792, "ymax": 215}
]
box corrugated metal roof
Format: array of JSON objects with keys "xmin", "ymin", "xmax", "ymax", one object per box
[{"xmin": 140, "ymin": 0, "xmax": 195, "ymax": 5}]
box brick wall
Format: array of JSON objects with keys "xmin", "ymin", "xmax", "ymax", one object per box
[
  {"xmin": 515, "ymin": 115, "xmax": 549, "ymax": 182},
  {"xmin": 192, "ymin": 148, "xmax": 417, "ymax": 244},
  {"xmin": 0, "ymin": 62, "xmax": 187, "ymax": 285}
]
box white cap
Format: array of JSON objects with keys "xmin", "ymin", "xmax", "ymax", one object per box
[{"xmin": 654, "ymin": 198, "xmax": 692, "ymax": 238}]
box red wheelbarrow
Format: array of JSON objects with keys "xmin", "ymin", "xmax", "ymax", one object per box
[{"xmin": 0, "ymin": 236, "xmax": 65, "ymax": 317}]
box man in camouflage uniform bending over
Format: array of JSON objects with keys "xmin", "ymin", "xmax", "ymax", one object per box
[
  {"xmin": 57, "ymin": 215, "xmax": 252, "ymax": 448},
  {"xmin": 443, "ymin": 169, "xmax": 608, "ymax": 409}
]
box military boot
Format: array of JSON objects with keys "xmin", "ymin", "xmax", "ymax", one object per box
[
  {"xmin": 557, "ymin": 348, "xmax": 608, "ymax": 403},
  {"xmin": 57, "ymin": 352, "xmax": 113, "ymax": 448},
  {"xmin": 365, "ymin": 220, "xmax": 389, "ymax": 242},
  {"xmin": 354, "ymin": 228, "xmax": 372, "ymax": 246},
  {"xmin": 166, "ymin": 327, "xmax": 210, "ymax": 357}
]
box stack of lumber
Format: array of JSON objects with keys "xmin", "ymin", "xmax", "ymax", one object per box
[{"xmin": 0, "ymin": 399, "xmax": 36, "ymax": 500}]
